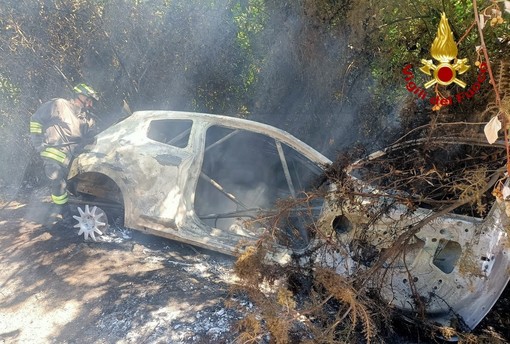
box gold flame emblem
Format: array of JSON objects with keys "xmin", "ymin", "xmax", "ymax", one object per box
[{"xmin": 419, "ymin": 13, "xmax": 469, "ymax": 88}]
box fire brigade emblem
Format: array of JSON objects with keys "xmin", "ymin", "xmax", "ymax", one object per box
[{"xmin": 420, "ymin": 12, "xmax": 469, "ymax": 88}]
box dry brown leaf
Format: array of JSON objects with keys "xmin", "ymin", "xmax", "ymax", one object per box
[{"xmin": 484, "ymin": 116, "xmax": 502, "ymax": 144}]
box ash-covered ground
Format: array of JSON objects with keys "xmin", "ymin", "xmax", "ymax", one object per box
[
  {"xmin": 0, "ymin": 186, "xmax": 255, "ymax": 344},
  {"xmin": 0, "ymin": 186, "xmax": 509, "ymax": 344}
]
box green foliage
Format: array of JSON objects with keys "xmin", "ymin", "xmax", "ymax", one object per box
[
  {"xmin": 232, "ymin": 0, "xmax": 267, "ymax": 51},
  {"xmin": 368, "ymin": 0, "xmax": 510, "ymax": 98},
  {"xmin": 231, "ymin": 0, "xmax": 268, "ymax": 95}
]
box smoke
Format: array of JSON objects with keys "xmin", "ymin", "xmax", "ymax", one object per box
[
  {"xmin": 89, "ymin": 0, "xmax": 383, "ymax": 159},
  {"xmin": 248, "ymin": 12, "xmax": 360, "ymax": 159},
  {"xmin": 0, "ymin": 0, "xmax": 401, "ymax": 189}
]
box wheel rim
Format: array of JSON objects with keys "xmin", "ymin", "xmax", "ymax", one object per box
[{"xmin": 73, "ymin": 204, "xmax": 108, "ymax": 241}]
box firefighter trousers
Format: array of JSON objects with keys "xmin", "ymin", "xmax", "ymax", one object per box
[{"xmin": 43, "ymin": 159, "xmax": 69, "ymax": 205}]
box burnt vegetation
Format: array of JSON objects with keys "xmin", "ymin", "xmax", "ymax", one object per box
[
  {"xmin": 228, "ymin": 2, "xmax": 510, "ymax": 343},
  {"xmin": 230, "ymin": 68, "xmax": 510, "ymax": 342},
  {"xmin": 231, "ymin": 132, "xmax": 509, "ymax": 343}
]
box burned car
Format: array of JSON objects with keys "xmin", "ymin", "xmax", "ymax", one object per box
[
  {"xmin": 68, "ymin": 110, "xmax": 329, "ymax": 254},
  {"xmin": 67, "ymin": 111, "xmax": 510, "ymax": 332}
]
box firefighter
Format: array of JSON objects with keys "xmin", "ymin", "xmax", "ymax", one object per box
[{"xmin": 29, "ymin": 83, "xmax": 99, "ymax": 221}]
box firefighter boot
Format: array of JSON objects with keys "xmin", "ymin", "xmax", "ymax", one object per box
[
  {"xmin": 59, "ymin": 203, "xmax": 75, "ymax": 224},
  {"xmin": 47, "ymin": 203, "xmax": 73, "ymax": 225},
  {"xmin": 46, "ymin": 203, "xmax": 63, "ymax": 225}
]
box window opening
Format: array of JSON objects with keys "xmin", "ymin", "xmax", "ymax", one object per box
[
  {"xmin": 205, "ymin": 129, "xmax": 240, "ymax": 152},
  {"xmin": 147, "ymin": 119, "xmax": 192, "ymax": 148}
]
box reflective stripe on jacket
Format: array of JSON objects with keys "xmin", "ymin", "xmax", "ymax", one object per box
[
  {"xmin": 29, "ymin": 121, "xmax": 43, "ymax": 134},
  {"xmin": 40, "ymin": 147, "xmax": 69, "ymax": 165}
]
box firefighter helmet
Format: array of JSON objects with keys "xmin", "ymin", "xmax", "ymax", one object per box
[{"xmin": 73, "ymin": 83, "xmax": 99, "ymax": 101}]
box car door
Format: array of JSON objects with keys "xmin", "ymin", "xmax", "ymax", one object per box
[
  {"xmin": 130, "ymin": 118, "xmax": 196, "ymax": 229},
  {"xmin": 194, "ymin": 124, "xmax": 324, "ymax": 247}
]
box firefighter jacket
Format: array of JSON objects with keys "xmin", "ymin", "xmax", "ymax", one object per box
[{"xmin": 29, "ymin": 98, "xmax": 96, "ymax": 167}]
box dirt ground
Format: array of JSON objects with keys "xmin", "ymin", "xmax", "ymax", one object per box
[
  {"xmin": 0, "ymin": 186, "xmax": 251, "ymax": 344},
  {"xmin": 1, "ymin": 186, "xmax": 510, "ymax": 344}
]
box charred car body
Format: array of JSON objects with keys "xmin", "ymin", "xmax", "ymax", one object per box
[
  {"xmin": 68, "ymin": 111, "xmax": 328, "ymax": 253},
  {"xmin": 67, "ymin": 111, "xmax": 510, "ymax": 332}
]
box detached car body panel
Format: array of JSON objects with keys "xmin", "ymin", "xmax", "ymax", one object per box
[
  {"xmin": 318, "ymin": 186, "xmax": 510, "ymax": 330},
  {"xmin": 67, "ymin": 111, "xmax": 510, "ymax": 331}
]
